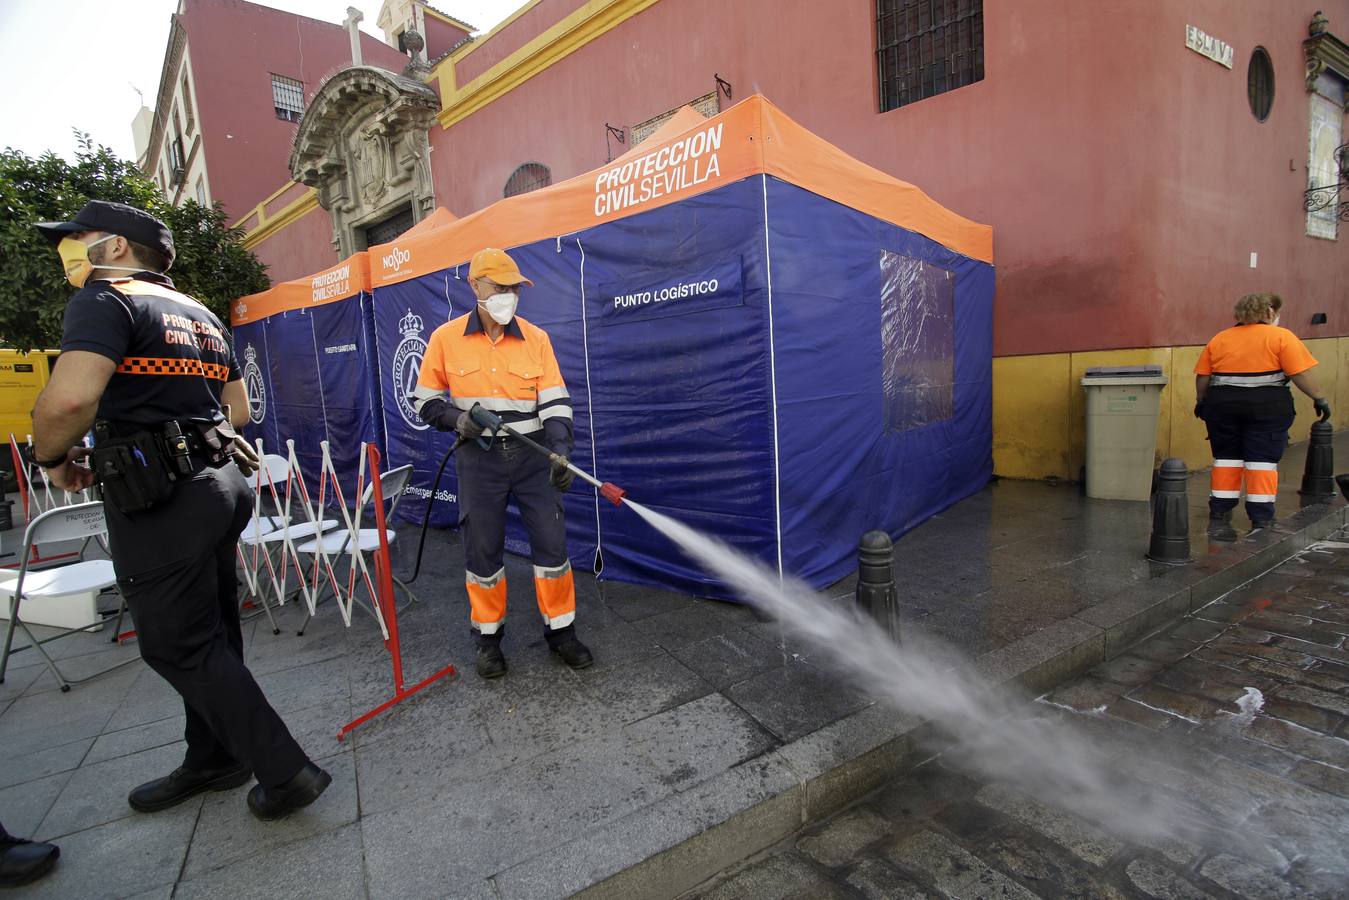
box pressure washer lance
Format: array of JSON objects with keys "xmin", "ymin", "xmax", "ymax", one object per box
[
  {"xmin": 404, "ymin": 403, "xmax": 629, "ymax": 585},
  {"xmin": 467, "ymin": 403, "xmax": 628, "ymax": 506}
]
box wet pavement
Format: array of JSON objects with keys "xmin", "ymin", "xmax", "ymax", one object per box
[
  {"xmin": 0, "ymin": 434, "xmax": 1345, "ymax": 898},
  {"xmin": 686, "ymin": 529, "xmax": 1349, "ymax": 900}
]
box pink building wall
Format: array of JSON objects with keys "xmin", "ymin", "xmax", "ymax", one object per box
[
  {"xmin": 422, "ymin": 12, "xmax": 472, "ymax": 60},
  {"xmin": 181, "ymin": 0, "xmax": 410, "ymax": 222},
  {"xmin": 245, "ymin": 0, "xmax": 1349, "ymax": 357},
  {"xmin": 420, "ymin": 0, "xmax": 1349, "ymax": 356}
]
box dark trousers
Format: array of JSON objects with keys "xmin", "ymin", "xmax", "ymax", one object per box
[
  {"xmin": 456, "ymin": 438, "xmax": 571, "ymax": 634},
  {"xmin": 1204, "ymin": 407, "xmax": 1294, "ymax": 522},
  {"xmin": 107, "ymin": 462, "xmax": 308, "ymax": 787}
]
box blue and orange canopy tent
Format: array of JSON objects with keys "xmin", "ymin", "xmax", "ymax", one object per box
[{"xmin": 234, "ymin": 95, "xmax": 994, "ymax": 597}]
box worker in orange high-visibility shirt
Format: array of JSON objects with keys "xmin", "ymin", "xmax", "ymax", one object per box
[
  {"xmin": 1195, "ymin": 292, "xmax": 1329, "ymax": 530},
  {"xmin": 411, "ymin": 248, "xmax": 593, "ymax": 678}
]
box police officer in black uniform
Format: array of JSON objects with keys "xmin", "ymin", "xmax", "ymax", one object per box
[{"xmin": 30, "ymin": 201, "xmax": 330, "ymax": 820}]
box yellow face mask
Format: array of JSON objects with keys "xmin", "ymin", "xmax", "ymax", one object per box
[{"xmin": 56, "ymin": 235, "xmax": 142, "ymax": 288}]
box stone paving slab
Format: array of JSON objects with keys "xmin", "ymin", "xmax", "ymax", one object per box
[{"xmin": 1, "ymin": 436, "xmax": 1346, "ymax": 897}]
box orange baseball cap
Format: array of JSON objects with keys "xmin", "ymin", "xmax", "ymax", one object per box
[{"xmin": 469, "ymin": 247, "xmax": 533, "ymax": 286}]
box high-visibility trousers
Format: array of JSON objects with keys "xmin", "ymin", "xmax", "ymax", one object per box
[
  {"xmin": 455, "ymin": 436, "xmax": 575, "ymax": 636},
  {"xmin": 1203, "ymin": 408, "xmax": 1294, "ymax": 523}
]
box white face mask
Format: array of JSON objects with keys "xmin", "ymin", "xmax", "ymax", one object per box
[
  {"xmin": 479, "ymin": 291, "xmax": 518, "ymax": 325},
  {"xmin": 1272, "ymin": 315, "xmax": 1280, "ymax": 327}
]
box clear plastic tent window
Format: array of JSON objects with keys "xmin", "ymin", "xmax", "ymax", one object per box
[{"xmin": 880, "ymin": 250, "xmax": 955, "ymax": 433}]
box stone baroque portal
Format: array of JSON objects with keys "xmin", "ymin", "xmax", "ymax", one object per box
[{"xmin": 289, "ymin": 65, "xmax": 439, "ymax": 256}]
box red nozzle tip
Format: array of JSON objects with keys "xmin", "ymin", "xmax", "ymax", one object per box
[{"xmin": 600, "ymin": 482, "xmax": 627, "ymax": 506}]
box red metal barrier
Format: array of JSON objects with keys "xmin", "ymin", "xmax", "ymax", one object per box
[{"xmin": 337, "ymin": 444, "xmax": 456, "ymax": 741}]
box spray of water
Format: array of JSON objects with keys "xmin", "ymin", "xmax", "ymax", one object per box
[{"xmin": 625, "ymin": 499, "xmax": 1231, "ymax": 849}]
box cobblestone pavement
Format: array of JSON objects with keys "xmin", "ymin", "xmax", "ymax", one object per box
[{"xmin": 687, "ymin": 532, "xmax": 1349, "ymax": 900}]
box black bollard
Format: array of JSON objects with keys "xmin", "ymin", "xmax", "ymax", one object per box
[
  {"xmin": 1299, "ymin": 420, "xmax": 1336, "ymax": 501},
  {"xmin": 856, "ymin": 530, "xmax": 900, "ymax": 640},
  {"xmin": 1147, "ymin": 458, "xmax": 1191, "ymax": 564}
]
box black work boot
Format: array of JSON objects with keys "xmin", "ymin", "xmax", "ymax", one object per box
[
  {"xmin": 0, "ymin": 826, "xmax": 59, "ymax": 887},
  {"xmin": 1208, "ymin": 509, "xmax": 1232, "ymax": 524},
  {"xmin": 128, "ymin": 762, "xmax": 252, "ymax": 813},
  {"xmin": 246, "ymin": 762, "xmax": 332, "ymax": 821},
  {"xmin": 546, "ymin": 624, "xmax": 594, "ymax": 670},
  {"xmin": 475, "ymin": 631, "xmax": 507, "ymax": 679}
]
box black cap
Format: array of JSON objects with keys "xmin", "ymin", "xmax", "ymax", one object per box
[{"xmin": 35, "ymin": 200, "xmax": 175, "ymax": 267}]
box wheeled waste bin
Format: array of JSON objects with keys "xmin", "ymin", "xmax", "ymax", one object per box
[{"xmin": 1081, "ymin": 365, "xmax": 1169, "ymax": 501}]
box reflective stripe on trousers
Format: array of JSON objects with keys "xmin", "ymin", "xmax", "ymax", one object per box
[
  {"xmin": 1210, "ymin": 459, "xmax": 1243, "ymax": 499},
  {"xmin": 458, "ymin": 439, "xmax": 576, "ymax": 633},
  {"xmin": 1203, "ymin": 407, "xmax": 1293, "ymax": 520}
]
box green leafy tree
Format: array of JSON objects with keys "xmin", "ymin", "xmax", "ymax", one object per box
[
  {"xmin": 164, "ymin": 198, "xmax": 271, "ymax": 315},
  {"xmin": 0, "ymin": 133, "xmax": 269, "ymax": 351}
]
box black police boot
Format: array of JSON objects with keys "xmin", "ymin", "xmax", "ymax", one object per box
[
  {"xmin": 128, "ymin": 762, "xmax": 252, "ymax": 813},
  {"xmin": 476, "ymin": 631, "xmax": 507, "ymax": 679},
  {"xmin": 546, "ymin": 624, "xmax": 594, "ymax": 670},
  {"xmin": 0, "ymin": 826, "xmax": 59, "ymax": 887},
  {"xmin": 246, "ymin": 762, "xmax": 332, "ymax": 821}
]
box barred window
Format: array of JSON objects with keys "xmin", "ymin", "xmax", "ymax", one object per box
[
  {"xmin": 504, "ymin": 163, "xmax": 551, "ymax": 198},
  {"xmin": 271, "ymin": 73, "xmax": 305, "ymax": 122},
  {"xmin": 1247, "ymin": 47, "xmax": 1274, "ymax": 122},
  {"xmin": 877, "ymin": 0, "xmax": 984, "ymax": 112},
  {"xmin": 168, "ymin": 132, "xmax": 185, "ymax": 184}
]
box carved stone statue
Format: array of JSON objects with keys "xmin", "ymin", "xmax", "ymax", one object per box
[{"xmin": 288, "ymin": 66, "xmax": 439, "ymax": 256}]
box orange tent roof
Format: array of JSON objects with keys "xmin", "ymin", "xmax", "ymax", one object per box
[
  {"xmin": 401, "ymin": 207, "xmax": 458, "ymax": 236},
  {"xmin": 237, "ymin": 94, "xmax": 992, "ymax": 324},
  {"xmin": 364, "ymin": 94, "xmax": 991, "ymax": 288},
  {"xmin": 232, "ymin": 253, "xmax": 370, "ymax": 326},
  {"xmin": 610, "ymin": 106, "xmax": 710, "ymax": 165}
]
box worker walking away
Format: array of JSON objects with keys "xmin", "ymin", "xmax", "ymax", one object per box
[
  {"xmin": 30, "ymin": 201, "xmax": 330, "ymax": 820},
  {"xmin": 1195, "ymin": 292, "xmax": 1329, "ymax": 530},
  {"xmin": 412, "ymin": 247, "xmax": 594, "ymax": 678}
]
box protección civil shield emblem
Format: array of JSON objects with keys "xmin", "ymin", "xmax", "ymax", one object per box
[
  {"xmin": 392, "ymin": 309, "xmax": 428, "ymax": 430},
  {"xmin": 242, "ymin": 344, "xmax": 266, "ymax": 424}
]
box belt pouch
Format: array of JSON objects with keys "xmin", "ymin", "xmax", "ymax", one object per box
[{"xmin": 92, "ymin": 432, "xmax": 176, "ymax": 514}]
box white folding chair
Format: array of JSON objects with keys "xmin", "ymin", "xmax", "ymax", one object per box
[
  {"xmin": 237, "ymin": 441, "xmax": 338, "ymax": 616},
  {"xmin": 235, "ymin": 451, "xmax": 293, "ymax": 634},
  {"xmin": 0, "ymin": 501, "xmax": 131, "ymax": 692},
  {"xmin": 294, "ymin": 451, "xmax": 416, "ymax": 635}
]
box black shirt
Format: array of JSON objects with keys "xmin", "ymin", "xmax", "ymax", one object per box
[{"xmin": 60, "ymin": 271, "xmax": 240, "ymax": 426}]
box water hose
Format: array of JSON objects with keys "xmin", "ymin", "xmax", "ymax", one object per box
[
  {"xmin": 403, "ymin": 434, "xmax": 465, "ymax": 585},
  {"xmin": 466, "ymin": 403, "xmax": 628, "ymax": 505},
  {"xmin": 404, "ymin": 404, "xmax": 629, "ymax": 583}
]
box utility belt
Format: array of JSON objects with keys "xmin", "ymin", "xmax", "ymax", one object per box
[
  {"xmin": 480, "ymin": 428, "xmax": 543, "ymax": 449},
  {"xmin": 484, "ymin": 430, "xmax": 538, "ymax": 443},
  {"xmin": 91, "ymin": 418, "xmax": 237, "ymax": 514}
]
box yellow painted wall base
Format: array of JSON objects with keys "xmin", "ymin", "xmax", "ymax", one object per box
[{"xmin": 993, "ymin": 339, "xmax": 1349, "ymax": 481}]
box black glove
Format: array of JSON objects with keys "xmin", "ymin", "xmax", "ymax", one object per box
[
  {"xmin": 1193, "ymin": 401, "xmax": 1204, "ymax": 419},
  {"xmin": 417, "ymin": 398, "xmax": 459, "ymax": 433},
  {"xmin": 1314, "ymin": 398, "xmax": 1332, "ymax": 421},
  {"xmin": 456, "ymin": 408, "xmax": 484, "ymax": 437},
  {"xmin": 550, "ymin": 457, "xmax": 576, "ymax": 492}
]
